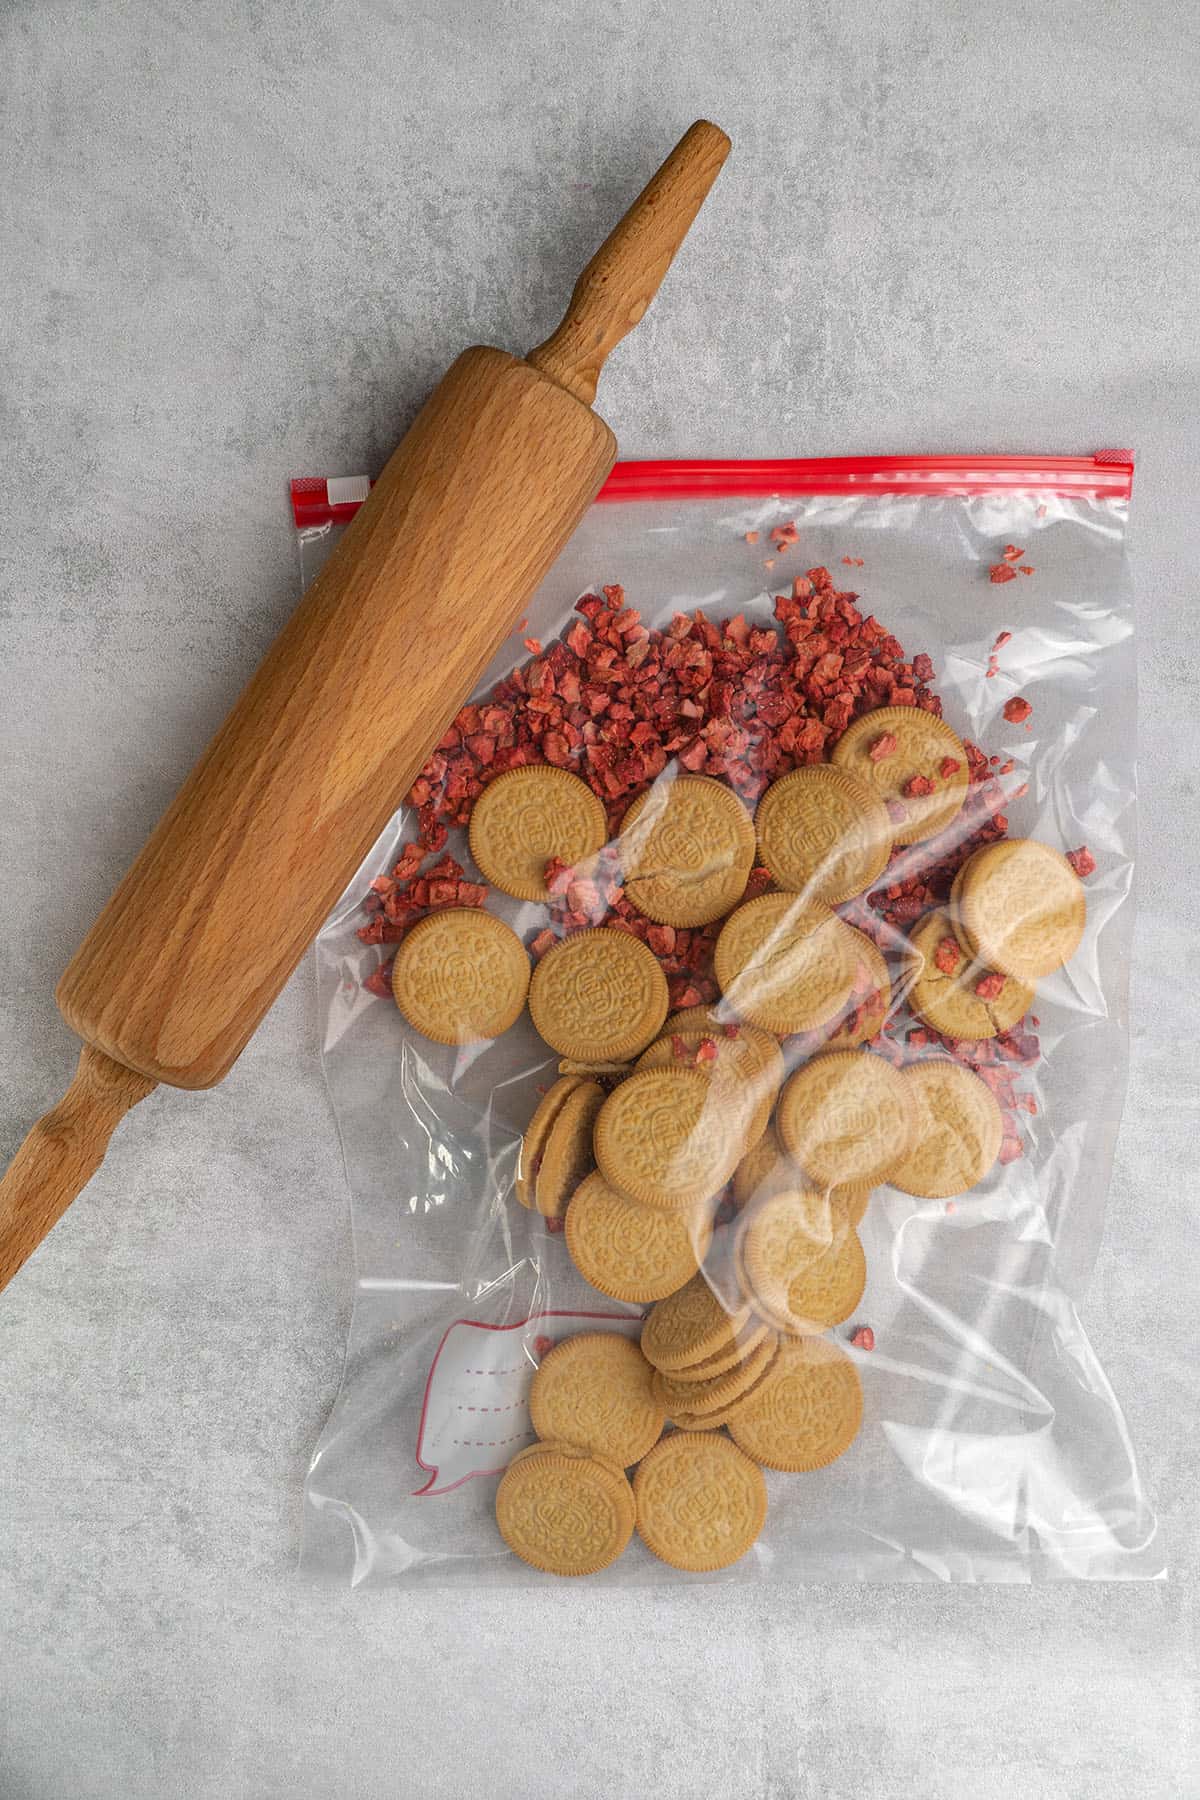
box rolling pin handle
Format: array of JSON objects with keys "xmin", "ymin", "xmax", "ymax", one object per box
[
  {"xmin": 527, "ymin": 118, "xmax": 731, "ymax": 406},
  {"xmin": 0, "ymin": 1045, "xmax": 157, "ymax": 1292}
]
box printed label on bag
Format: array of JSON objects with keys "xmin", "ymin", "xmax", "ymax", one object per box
[{"xmin": 412, "ymin": 1309, "xmax": 641, "ymax": 1495}]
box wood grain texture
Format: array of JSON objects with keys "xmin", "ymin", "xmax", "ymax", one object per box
[
  {"xmin": 0, "ymin": 1047, "xmax": 157, "ymax": 1289},
  {"xmin": 57, "ymin": 348, "xmax": 614, "ymax": 1087},
  {"xmin": 2, "ymin": 118, "xmax": 731, "ymax": 1292},
  {"xmin": 528, "ymin": 119, "xmax": 731, "ymax": 406}
]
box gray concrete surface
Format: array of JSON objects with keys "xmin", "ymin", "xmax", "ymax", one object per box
[{"xmin": 2, "ymin": 2, "xmax": 1198, "ymax": 1795}]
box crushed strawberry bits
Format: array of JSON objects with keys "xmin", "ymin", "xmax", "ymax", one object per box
[
  {"xmin": 991, "ymin": 548, "xmax": 1034, "ymax": 585},
  {"xmin": 403, "ymin": 570, "xmax": 943, "ymax": 854},
  {"xmin": 358, "ymin": 853, "xmax": 487, "ymax": 946},
  {"xmin": 356, "ymin": 562, "xmax": 1097, "ymax": 1158}
]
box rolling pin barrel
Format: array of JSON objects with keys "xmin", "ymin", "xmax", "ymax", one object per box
[
  {"xmin": 57, "ymin": 347, "xmax": 616, "ymax": 1089},
  {"xmin": 0, "ymin": 119, "xmax": 731, "ymax": 1293}
]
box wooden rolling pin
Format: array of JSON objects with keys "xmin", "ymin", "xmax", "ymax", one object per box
[{"xmin": 0, "ymin": 119, "xmax": 731, "ymax": 1294}]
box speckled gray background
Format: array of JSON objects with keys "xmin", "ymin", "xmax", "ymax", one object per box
[{"xmin": 2, "ymin": 3, "xmax": 1198, "ymax": 1796}]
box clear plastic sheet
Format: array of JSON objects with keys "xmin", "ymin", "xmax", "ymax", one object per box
[{"xmin": 297, "ymin": 458, "xmax": 1161, "ymax": 1586}]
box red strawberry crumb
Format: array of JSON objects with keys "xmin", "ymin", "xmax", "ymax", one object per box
[
  {"xmin": 1001, "ymin": 545, "xmax": 1024, "ymax": 562},
  {"xmin": 363, "ymin": 960, "xmax": 395, "ymax": 998},
  {"xmin": 934, "ymin": 936, "xmax": 960, "ymax": 975},
  {"xmin": 695, "ymin": 1037, "xmax": 719, "ymax": 1064},
  {"xmin": 991, "ymin": 630, "xmax": 1012, "ymax": 652},
  {"xmin": 545, "ymin": 1217, "xmax": 564, "ymax": 1235},
  {"xmin": 939, "ymin": 757, "xmax": 961, "ymax": 779},
  {"xmin": 869, "ymin": 732, "xmax": 899, "ymax": 762},
  {"xmin": 1066, "ymin": 845, "xmax": 1096, "ymax": 878},
  {"xmin": 1003, "ymin": 696, "xmax": 1032, "ymax": 724},
  {"xmin": 945, "ymin": 1200, "xmax": 957, "ymax": 1215},
  {"xmin": 523, "ymin": 636, "xmax": 543, "ymax": 655},
  {"xmin": 850, "ymin": 1326, "xmax": 875, "ymax": 1352},
  {"xmin": 744, "ymin": 531, "xmax": 759, "ymax": 544},
  {"xmin": 974, "ymin": 972, "xmax": 1006, "ymax": 1001},
  {"xmin": 1018, "ymin": 566, "xmax": 1035, "ymax": 576},
  {"xmin": 532, "ymin": 1336, "xmax": 555, "ymax": 1358},
  {"xmin": 903, "ymin": 774, "xmax": 935, "ymax": 799},
  {"xmin": 990, "ymin": 564, "xmax": 1018, "ymax": 585}
]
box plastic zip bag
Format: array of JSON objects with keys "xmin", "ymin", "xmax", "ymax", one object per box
[{"xmin": 295, "ymin": 454, "xmax": 1160, "ymax": 1586}]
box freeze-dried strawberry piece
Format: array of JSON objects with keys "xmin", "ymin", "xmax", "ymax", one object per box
[
  {"xmin": 934, "ymin": 937, "xmax": 960, "ymax": 976},
  {"xmin": 543, "ymin": 857, "xmax": 573, "ymax": 896},
  {"xmin": 990, "ymin": 564, "xmax": 1018, "ymax": 585},
  {"xmin": 363, "ymin": 960, "xmax": 395, "ymax": 999},
  {"xmin": 869, "ymin": 732, "xmax": 898, "ymax": 762},
  {"xmin": 1002, "ymin": 696, "xmax": 1032, "ymax": 724},
  {"xmin": 1066, "ymin": 845, "xmax": 1096, "ymax": 878},
  {"xmin": 974, "ymin": 972, "xmax": 1006, "ymax": 1001}
]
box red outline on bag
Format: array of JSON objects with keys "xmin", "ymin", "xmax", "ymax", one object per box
[
  {"xmin": 411, "ymin": 1308, "xmax": 642, "ymax": 1497},
  {"xmin": 291, "ymin": 452, "xmax": 1133, "ymax": 528}
]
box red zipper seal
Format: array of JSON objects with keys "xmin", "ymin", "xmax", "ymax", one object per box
[
  {"xmin": 596, "ymin": 452, "xmax": 1135, "ymax": 502},
  {"xmin": 291, "ymin": 452, "xmax": 1133, "ymax": 528}
]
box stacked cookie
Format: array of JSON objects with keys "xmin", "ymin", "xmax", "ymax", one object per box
[
  {"xmin": 906, "ymin": 837, "xmax": 1087, "ymax": 1040},
  {"xmin": 522, "ymin": 1015, "xmax": 785, "ymax": 1240},
  {"xmin": 496, "ymin": 1315, "xmax": 861, "ymax": 1576}
]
